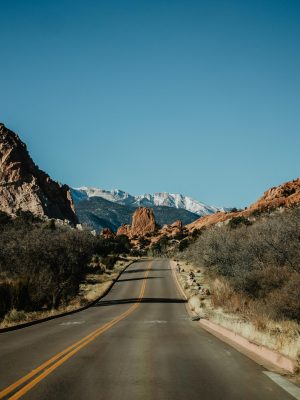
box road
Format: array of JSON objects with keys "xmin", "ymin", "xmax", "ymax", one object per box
[{"xmin": 0, "ymin": 259, "xmax": 295, "ymax": 400}]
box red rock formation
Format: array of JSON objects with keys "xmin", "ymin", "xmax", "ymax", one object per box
[
  {"xmin": 131, "ymin": 207, "xmax": 156, "ymax": 236},
  {"xmin": 248, "ymin": 178, "xmax": 300, "ymax": 211},
  {"xmin": 117, "ymin": 224, "xmax": 132, "ymax": 236},
  {"xmin": 187, "ymin": 178, "xmax": 300, "ymax": 232},
  {"xmin": 0, "ymin": 123, "xmax": 78, "ymax": 224},
  {"xmin": 117, "ymin": 207, "xmax": 157, "ymax": 238},
  {"xmin": 101, "ymin": 228, "xmax": 116, "ymax": 239},
  {"xmin": 160, "ymin": 220, "xmax": 183, "ymax": 237}
]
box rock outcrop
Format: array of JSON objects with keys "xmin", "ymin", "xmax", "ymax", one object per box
[
  {"xmin": 0, "ymin": 123, "xmax": 78, "ymax": 224},
  {"xmin": 160, "ymin": 220, "xmax": 183, "ymax": 237},
  {"xmin": 131, "ymin": 207, "xmax": 157, "ymax": 236},
  {"xmin": 119, "ymin": 178, "xmax": 300, "ymax": 250},
  {"xmin": 117, "ymin": 224, "xmax": 132, "ymax": 236},
  {"xmin": 117, "ymin": 207, "xmax": 157, "ymax": 238},
  {"xmin": 187, "ymin": 178, "xmax": 300, "ymax": 232},
  {"xmin": 101, "ymin": 228, "xmax": 116, "ymax": 239},
  {"xmin": 248, "ymin": 178, "xmax": 300, "ymax": 211}
]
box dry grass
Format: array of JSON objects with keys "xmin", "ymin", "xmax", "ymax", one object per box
[
  {"xmin": 175, "ymin": 260, "xmax": 300, "ymax": 362},
  {"xmin": 0, "ymin": 258, "xmax": 136, "ymax": 329}
]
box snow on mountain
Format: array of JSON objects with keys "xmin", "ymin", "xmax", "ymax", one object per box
[
  {"xmin": 133, "ymin": 193, "xmax": 220, "ymax": 215},
  {"xmin": 71, "ymin": 187, "xmax": 226, "ymax": 216},
  {"xmin": 72, "ymin": 187, "xmax": 135, "ymax": 205}
]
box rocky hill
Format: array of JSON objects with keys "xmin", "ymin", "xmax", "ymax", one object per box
[
  {"xmin": 114, "ymin": 178, "xmax": 300, "ymax": 252},
  {"xmin": 187, "ymin": 178, "xmax": 300, "ymax": 231},
  {"xmin": 74, "ymin": 196, "xmax": 199, "ymax": 232},
  {"xmin": 0, "ymin": 123, "xmax": 77, "ymax": 224}
]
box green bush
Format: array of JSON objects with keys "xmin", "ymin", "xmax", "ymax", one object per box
[{"xmin": 178, "ymin": 238, "xmax": 190, "ymax": 252}]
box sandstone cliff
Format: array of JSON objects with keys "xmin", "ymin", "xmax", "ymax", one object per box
[
  {"xmin": 117, "ymin": 207, "xmax": 157, "ymax": 237},
  {"xmin": 248, "ymin": 178, "xmax": 300, "ymax": 211},
  {"xmin": 0, "ymin": 123, "xmax": 77, "ymax": 224},
  {"xmin": 160, "ymin": 220, "xmax": 183, "ymax": 237}
]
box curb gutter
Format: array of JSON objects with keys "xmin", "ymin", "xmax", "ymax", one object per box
[{"xmin": 199, "ymin": 319, "xmax": 297, "ymax": 373}]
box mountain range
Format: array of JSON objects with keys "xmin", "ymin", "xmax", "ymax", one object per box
[
  {"xmin": 73, "ymin": 196, "xmax": 201, "ymax": 233},
  {"xmin": 71, "ymin": 187, "xmax": 229, "ymax": 232},
  {"xmin": 71, "ymin": 187, "xmax": 227, "ymax": 215}
]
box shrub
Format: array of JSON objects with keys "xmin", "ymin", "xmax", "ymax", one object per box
[
  {"xmin": 267, "ymin": 274, "xmax": 300, "ymax": 321},
  {"xmin": 0, "ymin": 216, "xmax": 130, "ymax": 318},
  {"xmin": 184, "ymin": 207, "xmax": 300, "ymax": 322},
  {"xmin": 0, "ymin": 211, "xmax": 12, "ymax": 226},
  {"xmin": 178, "ymin": 238, "xmax": 190, "ymax": 252},
  {"xmin": 228, "ymin": 216, "xmax": 251, "ymax": 229},
  {"xmin": 3, "ymin": 309, "xmax": 27, "ymax": 325},
  {"xmin": 101, "ymin": 255, "xmax": 118, "ymax": 270},
  {"xmin": 0, "ymin": 282, "xmax": 12, "ymax": 319}
]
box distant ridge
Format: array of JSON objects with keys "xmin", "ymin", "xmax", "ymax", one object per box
[
  {"xmin": 74, "ymin": 196, "xmax": 200, "ymax": 233},
  {"xmin": 71, "ymin": 187, "xmax": 228, "ymax": 216}
]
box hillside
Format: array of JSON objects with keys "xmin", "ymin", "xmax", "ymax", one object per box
[
  {"xmin": 74, "ymin": 196, "xmax": 199, "ymax": 232},
  {"xmin": 187, "ymin": 178, "xmax": 300, "ymax": 231},
  {"xmin": 0, "ymin": 124, "xmax": 77, "ymax": 224}
]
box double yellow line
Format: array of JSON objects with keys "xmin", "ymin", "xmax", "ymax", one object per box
[{"xmin": 0, "ymin": 262, "xmax": 151, "ymax": 400}]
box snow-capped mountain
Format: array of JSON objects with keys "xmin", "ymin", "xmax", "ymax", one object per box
[
  {"xmin": 133, "ymin": 193, "xmax": 221, "ymax": 215},
  {"xmin": 71, "ymin": 187, "xmax": 226, "ymax": 216},
  {"xmin": 71, "ymin": 187, "xmax": 135, "ymax": 205}
]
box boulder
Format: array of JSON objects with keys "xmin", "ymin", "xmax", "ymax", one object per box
[
  {"xmin": 131, "ymin": 207, "xmax": 157, "ymax": 236},
  {"xmin": 101, "ymin": 228, "xmax": 116, "ymax": 239},
  {"xmin": 117, "ymin": 224, "xmax": 131, "ymax": 236},
  {"xmin": 117, "ymin": 207, "xmax": 157, "ymax": 238}
]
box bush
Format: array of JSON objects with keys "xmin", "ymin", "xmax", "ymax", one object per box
[
  {"xmin": 267, "ymin": 274, "xmax": 300, "ymax": 321},
  {"xmin": 184, "ymin": 207, "xmax": 300, "ymax": 322},
  {"xmin": 101, "ymin": 255, "xmax": 118, "ymax": 270},
  {"xmin": 228, "ymin": 216, "xmax": 251, "ymax": 229},
  {"xmin": 0, "ymin": 282, "xmax": 12, "ymax": 319},
  {"xmin": 0, "ymin": 211, "xmax": 12, "ymax": 226},
  {"xmin": 3, "ymin": 309, "xmax": 27, "ymax": 325},
  {"xmin": 0, "ymin": 216, "xmax": 130, "ymax": 319}
]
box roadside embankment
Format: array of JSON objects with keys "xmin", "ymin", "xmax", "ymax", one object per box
[{"xmin": 171, "ymin": 259, "xmax": 300, "ymax": 376}]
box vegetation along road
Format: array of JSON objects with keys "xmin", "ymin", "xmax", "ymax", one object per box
[{"xmin": 0, "ymin": 259, "xmax": 296, "ymax": 399}]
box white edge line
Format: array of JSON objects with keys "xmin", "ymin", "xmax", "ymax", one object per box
[{"xmin": 263, "ymin": 372, "xmax": 300, "ymax": 400}]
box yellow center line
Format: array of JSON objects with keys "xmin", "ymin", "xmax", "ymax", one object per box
[{"xmin": 0, "ymin": 262, "xmax": 151, "ymax": 400}]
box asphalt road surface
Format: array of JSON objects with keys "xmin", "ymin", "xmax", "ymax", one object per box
[{"xmin": 0, "ymin": 259, "xmax": 296, "ymax": 400}]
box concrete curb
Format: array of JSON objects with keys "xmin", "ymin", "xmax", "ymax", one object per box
[
  {"xmin": 170, "ymin": 260, "xmax": 298, "ymax": 374},
  {"xmin": 199, "ymin": 319, "xmax": 297, "ymax": 373},
  {"xmin": 0, "ymin": 259, "xmax": 138, "ymax": 333}
]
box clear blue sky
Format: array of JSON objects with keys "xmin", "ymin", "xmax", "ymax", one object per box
[{"xmin": 1, "ymin": 0, "xmax": 299, "ymax": 208}]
